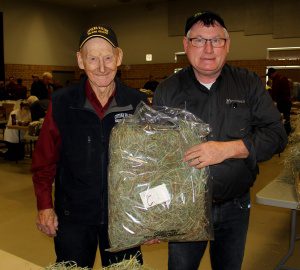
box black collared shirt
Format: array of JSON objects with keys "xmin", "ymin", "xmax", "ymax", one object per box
[{"xmin": 153, "ymin": 64, "xmax": 287, "ymax": 201}]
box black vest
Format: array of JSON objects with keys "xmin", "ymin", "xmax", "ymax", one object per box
[{"xmin": 52, "ymin": 78, "xmax": 147, "ymax": 224}]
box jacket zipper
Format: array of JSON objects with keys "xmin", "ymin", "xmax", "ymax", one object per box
[{"xmin": 70, "ymin": 105, "xmax": 106, "ymax": 223}]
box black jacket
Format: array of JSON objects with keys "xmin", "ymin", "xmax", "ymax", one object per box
[
  {"xmin": 30, "ymin": 99, "xmax": 49, "ymax": 121},
  {"xmin": 31, "ymin": 80, "xmax": 50, "ymax": 100},
  {"xmin": 52, "ymin": 78, "xmax": 147, "ymax": 224},
  {"xmin": 153, "ymin": 65, "xmax": 287, "ymax": 201}
]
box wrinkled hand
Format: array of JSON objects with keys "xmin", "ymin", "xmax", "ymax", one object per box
[
  {"xmin": 143, "ymin": 239, "xmax": 161, "ymax": 245},
  {"xmin": 36, "ymin": 208, "xmax": 58, "ymax": 237}
]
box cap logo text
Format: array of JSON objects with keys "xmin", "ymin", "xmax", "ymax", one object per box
[{"xmin": 87, "ymin": 26, "xmax": 109, "ymax": 36}]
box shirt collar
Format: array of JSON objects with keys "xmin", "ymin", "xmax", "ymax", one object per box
[{"xmin": 84, "ymin": 79, "xmax": 116, "ymax": 119}]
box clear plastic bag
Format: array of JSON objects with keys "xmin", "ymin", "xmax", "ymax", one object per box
[{"xmin": 107, "ymin": 102, "xmax": 213, "ymax": 252}]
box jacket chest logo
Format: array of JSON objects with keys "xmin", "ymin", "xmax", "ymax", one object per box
[{"xmin": 226, "ymin": 99, "xmax": 245, "ymax": 105}]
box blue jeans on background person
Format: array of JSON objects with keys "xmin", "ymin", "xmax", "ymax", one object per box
[{"xmin": 168, "ymin": 192, "xmax": 250, "ymax": 270}]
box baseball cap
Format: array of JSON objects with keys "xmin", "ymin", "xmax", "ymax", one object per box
[
  {"xmin": 79, "ymin": 25, "xmax": 118, "ymax": 49},
  {"xmin": 185, "ymin": 11, "xmax": 227, "ymax": 35},
  {"xmin": 266, "ymin": 68, "xmax": 276, "ymax": 76}
]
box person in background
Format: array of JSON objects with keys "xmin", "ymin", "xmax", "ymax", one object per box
[
  {"xmin": 265, "ymin": 78, "xmax": 272, "ymax": 91},
  {"xmin": 140, "ymin": 75, "xmax": 160, "ymax": 104},
  {"xmin": 5, "ymin": 76, "xmax": 17, "ymax": 100},
  {"xmin": 153, "ymin": 11, "xmax": 287, "ymax": 270},
  {"xmin": 266, "ymin": 67, "xmax": 292, "ymax": 135},
  {"xmin": 14, "ymin": 78, "xmax": 28, "ymax": 100},
  {"xmin": 31, "ymin": 74, "xmax": 40, "ymax": 90},
  {"xmin": 143, "ymin": 75, "xmax": 159, "ymax": 93},
  {"xmin": 27, "ymin": 95, "xmax": 49, "ymax": 121},
  {"xmin": 3, "ymin": 101, "xmax": 31, "ymax": 160},
  {"xmin": 31, "ymin": 25, "xmax": 147, "ymax": 268},
  {"xmin": 31, "ymin": 72, "xmax": 54, "ymax": 100},
  {"xmin": 0, "ymin": 80, "xmax": 6, "ymax": 100},
  {"xmin": 52, "ymin": 79, "xmax": 63, "ymax": 91}
]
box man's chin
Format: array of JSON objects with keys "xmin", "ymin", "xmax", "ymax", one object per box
[{"xmin": 89, "ymin": 78, "xmax": 115, "ymax": 88}]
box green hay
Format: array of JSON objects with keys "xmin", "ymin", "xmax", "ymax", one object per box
[
  {"xmin": 45, "ymin": 261, "xmax": 88, "ymax": 270},
  {"xmin": 45, "ymin": 256, "xmax": 151, "ymax": 270},
  {"xmin": 107, "ymin": 102, "xmax": 213, "ymax": 252}
]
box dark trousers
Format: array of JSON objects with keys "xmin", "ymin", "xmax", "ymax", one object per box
[
  {"xmin": 168, "ymin": 192, "xmax": 250, "ymax": 270},
  {"xmin": 277, "ymin": 102, "xmax": 292, "ymax": 135},
  {"xmin": 54, "ymin": 221, "xmax": 143, "ymax": 268}
]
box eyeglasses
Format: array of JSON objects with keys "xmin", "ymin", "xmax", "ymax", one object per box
[{"xmin": 188, "ymin": 37, "xmax": 227, "ymax": 48}]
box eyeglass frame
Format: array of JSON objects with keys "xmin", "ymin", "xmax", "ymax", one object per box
[{"xmin": 187, "ymin": 37, "xmax": 228, "ymax": 48}]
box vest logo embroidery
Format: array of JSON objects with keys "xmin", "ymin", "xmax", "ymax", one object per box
[{"xmin": 114, "ymin": 113, "xmax": 131, "ymax": 123}]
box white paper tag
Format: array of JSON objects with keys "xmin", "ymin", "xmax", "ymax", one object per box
[{"xmin": 140, "ymin": 184, "xmax": 171, "ymax": 209}]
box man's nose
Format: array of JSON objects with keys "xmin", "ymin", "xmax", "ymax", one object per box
[
  {"xmin": 203, "ymin": 41, "xmax": 214, "ymax": 53},
  {"xmin": 98, "ymin": 58, "xmax": 105, "ymax": 72}
]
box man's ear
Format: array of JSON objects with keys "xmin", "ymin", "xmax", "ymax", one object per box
[
  {"xmin": 226, "ymin": 38, "xmax": 230, "ymax": 53},
  {"xmin": 183, "ymin": 37, "xmax": 189, "ymax": 54},
  {"xmin": 116, "ymin": 48, "xmax": 123, "ymax": 67},
  {"xmin": 77, "ymin": 51, "xmax": 84, "ymax": 70}
]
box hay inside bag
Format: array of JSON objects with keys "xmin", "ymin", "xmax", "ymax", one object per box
[{"xmin": 108, "ymin": 102, "xmax": 213, "ymax": 252}]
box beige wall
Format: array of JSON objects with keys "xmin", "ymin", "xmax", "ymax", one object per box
[
  {"xmin": 1, "ymin": 0, "xmax": 300, "ymax": 66},
  {"xmin": 1, "ymin": 0, "xmax": 84, "ymax": 66}
]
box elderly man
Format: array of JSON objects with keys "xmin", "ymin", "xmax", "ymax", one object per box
[
  {"xmin": 31, "ymin": 72, "xmax": 53, "ymax": 100},
  {"xmin": 32, "ymin": 25, "xmax": 147, "ymax": 268},
  {"xmin": 153, "ymin": 11, "xmax": 287, "ymax": 270}
]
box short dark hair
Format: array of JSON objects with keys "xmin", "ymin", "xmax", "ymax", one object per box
[
  {"xmin": 185, "ymin": 11, "xmax": 227, "ymax": 35},
  {"xmin": 266, "ymin": 68, "xmax": 276, "ymax": 76}
]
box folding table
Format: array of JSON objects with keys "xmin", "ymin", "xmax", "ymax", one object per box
[{"xmin": 256, "ymin": 179, "xmax": 300, "ymax": 270}]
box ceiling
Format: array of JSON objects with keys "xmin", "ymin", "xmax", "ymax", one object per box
[{"xmin": 33, "ymin": 0, "xmax": 166, "ymax": 9}]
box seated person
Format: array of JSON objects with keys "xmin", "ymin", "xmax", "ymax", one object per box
[
  {"xmin": 27, "ymin": 95, "xmax": 49, "ymax": 121},
  {"xmin": 143, "ymin": 75, "xmax": 159, "ymax": 92},
  {"xmin": 3, "ymin": 102, "xmax": 31, "ymax": 160}
]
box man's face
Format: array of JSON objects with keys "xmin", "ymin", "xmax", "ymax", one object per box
[
  {"xmin": 77, "ymin": 38, "xmax": 122, "ymax": 89},
  {"xmin": 43, "ymin": 76, "xmax": 52, "ymax": 85},
  {"xmin": 268, "ymin": 72, "xmax": 276, "ymax": 79},
  {"xmin": 183, "ymin": 22, "xmax": 230, "ymax": 82}
]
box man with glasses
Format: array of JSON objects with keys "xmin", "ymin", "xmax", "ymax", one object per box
[{"xmin": 153, "ymin": 11, "xmax": 287, "ymax": 270}]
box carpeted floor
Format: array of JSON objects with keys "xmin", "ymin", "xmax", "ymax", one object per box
[{"xmin": 0, "ymin": 154, "xmax": 299, "ymax": 270}]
